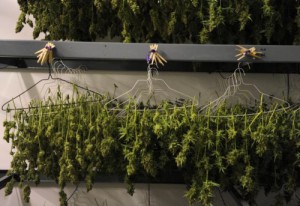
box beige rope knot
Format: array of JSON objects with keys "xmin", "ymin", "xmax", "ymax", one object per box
[
  {"xmin": 147, "ymin": 44, "xmax": 167, "ymax": 66},
  {"xmin": 35, "ymin": 42, "xmax": 55, "ymax": 65},
  {"xmin": 235, "ymin": 45, "xmax": 263, "ymax": 61}
]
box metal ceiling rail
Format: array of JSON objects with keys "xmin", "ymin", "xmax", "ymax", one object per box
[
  {"xmin": 1, "ymin": 40, "xmax": 300, "ymax": 62},
  {"xmin": 0, "ymin": 40, "xmax": 299, "ymax": 69}
]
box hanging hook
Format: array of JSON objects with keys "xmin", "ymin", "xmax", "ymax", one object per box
[
  {"xmin": 236, "ymin": 62, "xmax": 250, "ymax": 85},
  {"xmin": 235, "ymin": 67, "xmax": 246, "ymax": 85}
]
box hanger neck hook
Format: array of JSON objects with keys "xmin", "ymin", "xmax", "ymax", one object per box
[
  {"xmin": 238, "ymin": 62, "xmax": 242, "ymax": 68},
  {"xmin": 47, "ymin": 61, "xmax": 53, "ymax": 78},
  {"xmin": 147, "ymin": 64, "xmax": 159, "ymax": 94},
  {"xmin": 236, "ymin": 62, "xmax": 248, "ymax": 84},
  {"xmin": 147, "ymin": 64, "xmax": 154, "ymax": 94},
  {"xmin": 147, "ymin": 64, "xmax": 159, "ymax": 78},
  {"xmin": 236, "ymin": 67, "xmax": 246, "ymax": 85}
]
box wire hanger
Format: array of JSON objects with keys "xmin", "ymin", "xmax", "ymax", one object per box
[
  {"xmin": 199, "ymin": 63, "xmax": 290, "ymax": 115},
  {"xmin": 52, "ymin": 60, "xmax": 87, "ymax": 82},
  {"xmin": 106, "ymin": 65, "xmax": 197, "ymax": 110},
  {"xmin": 105, "ymin": 44, "xmax": 198, "ymax": 112},
  {"xmin": 2, "ymin": 62, "xmax": 104, "ymax": 111},
  {"xmin": 234, "ymin": 66, "xmax": 290, "ymax": 107},
  {"xmin": 2, "ymin": 43, "xmax": 104, "ymax": 112}
]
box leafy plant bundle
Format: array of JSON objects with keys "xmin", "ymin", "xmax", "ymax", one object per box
[
  {"xmin": 3, "ymin": 86, "xmax": 300, "ymax": 206},
  {"xmin": 16, "ymin": 0, "xmax": 300, "ymax": 44}
]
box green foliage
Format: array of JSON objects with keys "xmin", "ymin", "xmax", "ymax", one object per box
[
  {"xmin": 23, "ymin": 184, "xmax": 31, "ymax": 203},
  {"xmin": 3, "ymin": 86, "xmax": 300, "ymax": 206},
  {"xmin": 16, "ymin": 0, "xmax": 300, "ymax": 44}
]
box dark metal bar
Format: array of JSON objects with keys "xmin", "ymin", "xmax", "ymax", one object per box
[
  {"xmin": 0, "ymin": 175, "xmax": 12, "ymax": 190},
  {"xmin": 0, "ymin": 173, "xmax": 20, "ymax": 190},
  {"xmin": 0, "ymin": 40, "xmax": 300, "ymax": 64}
]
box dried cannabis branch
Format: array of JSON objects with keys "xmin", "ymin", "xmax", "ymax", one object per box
[
  {"xmin": 3, "ymin": 87, "xmax": 300, "ymax": 206},
  {"xmin": 15, "ymin": 0, "xmax": 300, "ymax": 44}
]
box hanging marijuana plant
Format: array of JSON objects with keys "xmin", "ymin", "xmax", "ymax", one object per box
[
  {"xmin": 16, "ymin": 0, "xmax": 300, "ymax": 44},
  {"xmin": 3, "ymin": 86, "xmax": 300, "ymax": 206}
]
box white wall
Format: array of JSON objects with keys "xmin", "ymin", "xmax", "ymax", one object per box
[
  {"xmin": 0, "ymin": 0, "xmax": 42, "ymax": 40},
  {"xmin": 1, "ymin": 182, "xmax": 299, "ymax": 206},
  {"xmin": 0, "ymin": 0, "xmax": 33, "ymax": 169},
  {"xmin": 1, "ymin": 182, "xmax": 244, "ymax": 206}
]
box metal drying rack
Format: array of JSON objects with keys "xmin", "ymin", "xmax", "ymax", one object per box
[
  {"xmin": 0, "ymin": 40, "xmax": 300, "ymax": 71},
  {"xmin": 1, "ymin": 40, "xmax": 300, "ymax": 206}
]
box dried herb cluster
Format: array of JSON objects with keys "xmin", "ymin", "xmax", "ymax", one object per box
[
  {"xmin": 16, "ymin": 0, "xmax": 300, "ymax": 44},
  {"xmin": 3, "ymin": 86, "xmax": 300, "ymax": 206}
]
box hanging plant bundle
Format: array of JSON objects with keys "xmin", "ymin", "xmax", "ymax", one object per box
[
  {"xmin": 3, "ymin": 88, "xmax": 300, "ymax": 206},
  {"xmin": 3, "ymin": 86, "xmax": 122, "ymax": 205},
  {"xmin": 16, "ymin": 0, "xmax": 300, "ymax": 44}
]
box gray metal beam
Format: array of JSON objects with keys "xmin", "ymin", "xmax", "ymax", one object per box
[{"xmin": 0, "ymin": 40, "xmax": 299, "ymax": 64}]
